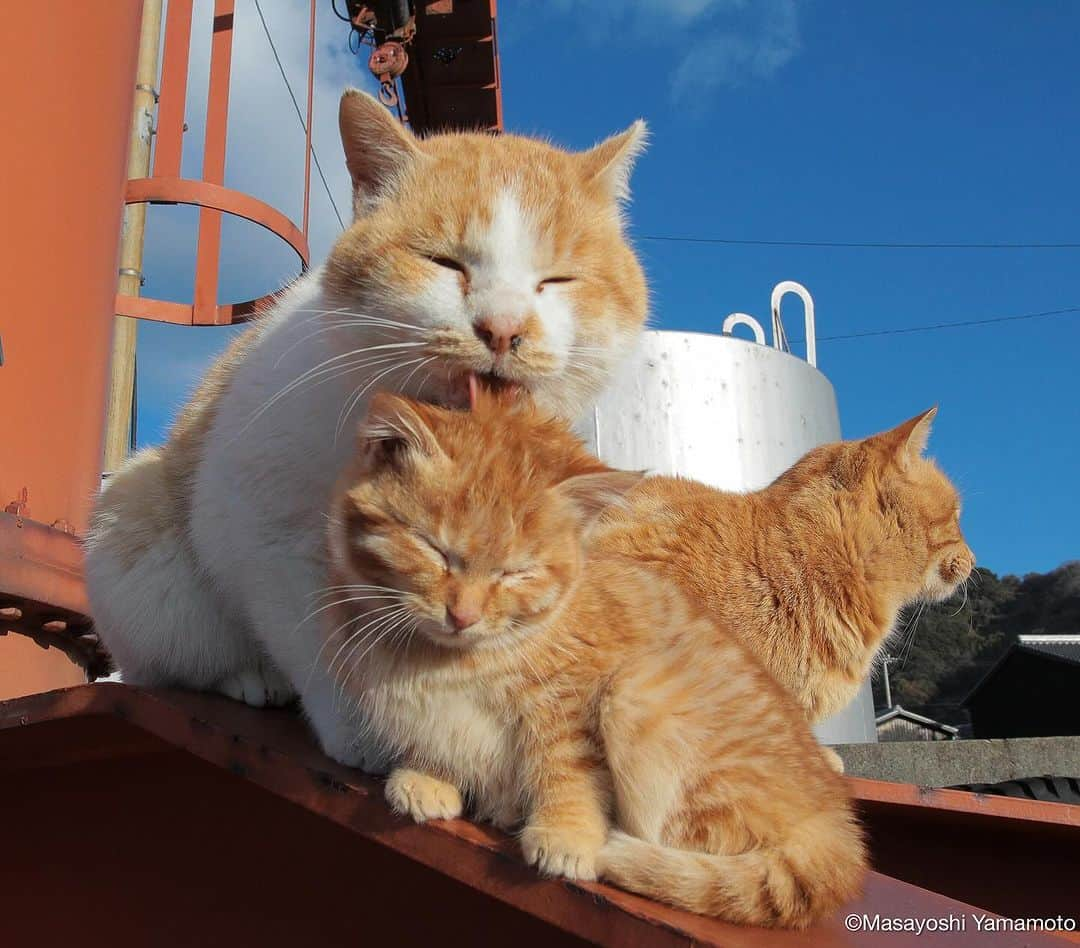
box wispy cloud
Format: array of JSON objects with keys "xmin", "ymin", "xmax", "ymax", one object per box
[
  {"xmin": 542, "ymin": 0, "xmax": 801, "ymax": 105},
  {"xmin": 670, "ymin": 0, "xmax": 800, "ymax": 103}
]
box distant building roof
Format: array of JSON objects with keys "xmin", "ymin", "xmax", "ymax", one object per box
[
  {"xmin": 1016, "ymin": 634, "xmax": 1080, "ymax": 666},
  {"xmin": 961, "ymin": 634, "xmax": 1080, "ymax": 739},
  {"xmin": 875, "ymin": 704, "xmax": 959, "ymax": 737},
  {"xmin": 964, "ymin": 634, "xmax": 1080, "ymax": 707}
]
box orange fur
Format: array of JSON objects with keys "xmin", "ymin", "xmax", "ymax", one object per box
[
  {"xmin": 328, "ymin": 91, "xmax": 650, "ymax": 416},
  {"xmin": 324, "ymin": 393, "xmax": 868, "ymax": 928},
  {"xmin": 592, "ymin": 407, "xmax": 975, "ymax": 723}
]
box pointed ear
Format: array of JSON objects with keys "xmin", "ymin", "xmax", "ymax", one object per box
[
  {"xmin": 339, "ymin": 89, "xmax": 423, "ymax": 216},
  {"xmin": 579, "ymin": 120, "xmax": 648, "ymax": 202},
  {"xmin": 361, "ymin": 392, "xmax": 445, "ymax": 466},
  {"xmin": 556, "ymin": 470, "xmax": 645, "ymax": 528},
  {"xmin": 884, "ymin": 406, "xmax": 938, "ymax": 468}
]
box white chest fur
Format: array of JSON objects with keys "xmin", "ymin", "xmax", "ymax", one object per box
[{"xmin": 357, "ymin": 657, "xmax": 523, "ymax": 822}]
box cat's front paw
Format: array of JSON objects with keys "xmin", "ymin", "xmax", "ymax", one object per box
[
  {"xmin": 386, "ymin": 768, "xmax": 463, "ymax": 823},
  {"xmin": 213, "ymin": 667, "xmax": 294, "ymax": 708},
  {"xmin": 520, "ymin": 824, "xmax": 600, "ymax": 881}
]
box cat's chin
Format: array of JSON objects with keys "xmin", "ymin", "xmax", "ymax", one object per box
[
  {"xmin": 921, "ymin": 578, "xmax": 964, "ymax": 604},
  {"xmin": 420, "ymin": 628, "xmax": 480, "ymax": 650}
]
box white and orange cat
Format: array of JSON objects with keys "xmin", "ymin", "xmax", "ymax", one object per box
[
  {"xmin": 324, "ymin": 391, "xmax": 867, "ymax": 928},
  {"xmin": 85, "ymin": 90, "xmax": 648, "ymax": 769}
]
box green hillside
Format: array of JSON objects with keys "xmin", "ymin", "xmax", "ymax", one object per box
[{"xmin": 870, "ymin": 561, "xmax": 1080, "ymax": 726}]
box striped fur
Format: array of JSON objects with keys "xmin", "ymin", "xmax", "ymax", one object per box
[
  {"xmin": 325, "ymin": 393, "xmax": 869, "ymax": 928},
  {"xmin": 84, "ymin": 91, "xmax": 648, "ymax": 767}
]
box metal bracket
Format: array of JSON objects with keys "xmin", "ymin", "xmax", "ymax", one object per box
[{"xmin": 118, "ymin": 267, "xmax": 146, "ymax": 286}]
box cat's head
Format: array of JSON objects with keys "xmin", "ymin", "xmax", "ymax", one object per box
[
  {"xmin": 322, "ymin": 89, "xmax": 649, "ymax": 421},
  {"xmin": 328, "ymin": 391, "xmax": 641, "ymax": 650},
  {"xmin": 778, "ymin": 407, "xmax": 974, "ymax": 607}
]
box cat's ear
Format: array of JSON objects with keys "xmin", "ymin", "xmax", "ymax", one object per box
[
  {"xmin": 361, "ymin": 392, "xmax": 445, "ymax": 467},
  {"xmin": 579, "ymin": 120, "xmax": 648, "ymax": 202},
  {"xmin": 883, "ymin": 406, "xmax": 937, "ymax": 469},
  {"xmin": 556, "ymin": 470, "xmax": 645, "ymax": 527},
  {"xmin": 339, "ymin": 88, "xmax": 423, "ymax": 216}
]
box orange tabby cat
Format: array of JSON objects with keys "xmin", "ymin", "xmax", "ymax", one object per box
[
  {"xmin": 592, "ymin": 408, "xmax": 975, "ymax": 725},
  {"xmin": 323, "ymin": 392, "xmax": 866, "ymax": 928}
]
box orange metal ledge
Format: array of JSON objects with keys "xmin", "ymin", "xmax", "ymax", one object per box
[{"xmin": 2, "ymin": 685, "xmax": 1076, "ymax": 946}]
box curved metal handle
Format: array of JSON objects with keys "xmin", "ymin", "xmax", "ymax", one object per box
[
  {"xmin": 721, "ymin": 312, "xmax": 766, "ymax": 346},
  {"xmin": 770, "ymin": 281, "xmax": 816, "ymax": 367}
]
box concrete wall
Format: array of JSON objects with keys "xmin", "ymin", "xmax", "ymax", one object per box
[{"xmin": 834, "ymin": 736, "xmax": 1080, "ymax": 786}]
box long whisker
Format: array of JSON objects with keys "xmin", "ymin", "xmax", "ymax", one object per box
[
  {"xmin": 336, "ymin": 607, "xmax": 417, "ymax": 706},
  {"xmin": 307, "ymin": 583, "xmax": 404, "ymax": 601},
  {"xmin": 237, "ymin": 349, "xmax": 417, "ymax": 437},
  {"xmin": 302, "ymin": 601, "xmax": 407, "ymax": 692},
  {"xmin": 314, "ymin": 603, "xmax": 412, "ymax": 702},
  {"xmin": 327, "ymin": 604, "xmax": 410, "ymax": 679},
  {"xmin": 289, "ymin": 308, "xmax": 426, "ymax": 334},
  {"xmin": 295, "ymin": 593, "xmax": 403, "ymax": 631},
  {"xmin": 398, "ymin": 356, "xmax": 437, "ymax": 397},
  {"xmin": 334, "ymin": 356, "xmax": 428, "ymax": 442}
]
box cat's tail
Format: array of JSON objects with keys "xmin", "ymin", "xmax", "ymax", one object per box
[{"xmin": 597, "ymin": 824, "xmax": 866, "ymax": 929}]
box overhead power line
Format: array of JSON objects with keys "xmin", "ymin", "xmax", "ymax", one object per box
[
  {"xmin": 638, "ymin": 234, "xmax": 1080, "ymax": 250},
  {"xmin": 788, "ymin": 305, "xmax": 1080, "ymax": 344},
  {"xmin": 253, "ymin": 0, "xmax": 346, "ymax": 232}
]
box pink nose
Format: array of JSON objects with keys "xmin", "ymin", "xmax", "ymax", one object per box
[
  {"xmin": 473, "ymin": 316, "xmax": 524, "ymax": 356},
  {"xmin": 447, "ymin": 604, "xmax": 482, "ymax": 632}
]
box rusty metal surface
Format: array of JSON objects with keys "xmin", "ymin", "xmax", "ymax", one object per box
[
  {"xmin": 1, "ymin": 685, "xmax": 1072, "ymax": 946},
  {"xmin": 0, "ymin": 1, "xmax": 141, "ymax": 533},
  {"xmin": 399, "ymin": 0, "xmax": 503, "ymax": 134},
  {"xmin": 0, "ymin": 514, "xmax": 108, "ymax": 692},
  {"xmin": 850, "ymin": 775, "xmax": 1080, "ymax": 828},
  {"xmin": 116, "ymin": 0, "xmax": 311, "ymax": 328},
  {"xmin": 0, "ymin": 0, "xmax": 138, "ymax": 695},
  {"xmin": 850, "ymin": 776, "xmax": 1080, "ymax": 935},
  {"xmin": 0, "ymin": 514, "xmax": 87, "ymax": 618}
]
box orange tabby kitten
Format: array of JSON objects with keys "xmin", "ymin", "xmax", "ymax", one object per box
[
  {"xmin": 323, "ymin": 392, "xmax": 866, "ymax": 928},
  {"xmin": 592, "ymin": 408, "xmax": 975, "ymax": 726}
]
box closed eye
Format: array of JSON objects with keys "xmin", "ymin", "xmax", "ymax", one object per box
[
  {"xmin": 428, "ymin": 255, "xmax": 467, "ymax": 275},
  {"xmin": 537, "ymin": 276, "xmax": 575, "ymax": 292},
  {"xmin": 500, "ymin": 568, "xmax": 539, "ymax": 581},
  {"xmin": 414, "ymin": 533, "xmax": 451, "ymax": 569}
]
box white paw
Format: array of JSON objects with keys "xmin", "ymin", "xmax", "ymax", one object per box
[
  {"xmin": 259, "ymin": 663, "xmax": 297, "ymax": 707},
  {"xmin": 214, "ymin": 667, "xmax": 294, "ymax": 708},
  {"xmin": 386, "ymin": 768, "xmax": 463, "ymax": 823},
  {"xmin": 520, "ymin": 824, "xmax": 599, "ymax": 881}
]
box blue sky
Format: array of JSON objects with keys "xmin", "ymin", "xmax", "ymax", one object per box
[{"xmin": 136, "ymin": 0, "xmax": 1079, "ymax": 578}]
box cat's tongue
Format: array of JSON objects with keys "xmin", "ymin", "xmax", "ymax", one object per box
[{"xmin": 467, "ymin": 372, "xmax": 522, "ymax": 410}]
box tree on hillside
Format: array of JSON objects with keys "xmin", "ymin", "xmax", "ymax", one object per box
[{"xmin": 870, "ymin": 561, "xmax": 1080, "ymax": 723}]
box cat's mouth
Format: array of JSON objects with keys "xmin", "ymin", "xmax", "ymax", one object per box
[
  {"xmin": 468, "ymin": 372, "xmax": 522, "ymax": 408},
  {"xmin": 426, "ymin": 371, "xmax": 523, "ymax": 410}
]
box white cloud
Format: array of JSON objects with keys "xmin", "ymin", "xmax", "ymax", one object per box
[
  {"xmin": 539, "ymin": 0, "xmax": 800, "ymax": 103},
  {"xmin": 671, "ymin": 0, "xmax": 800, "ymax": 103}
]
